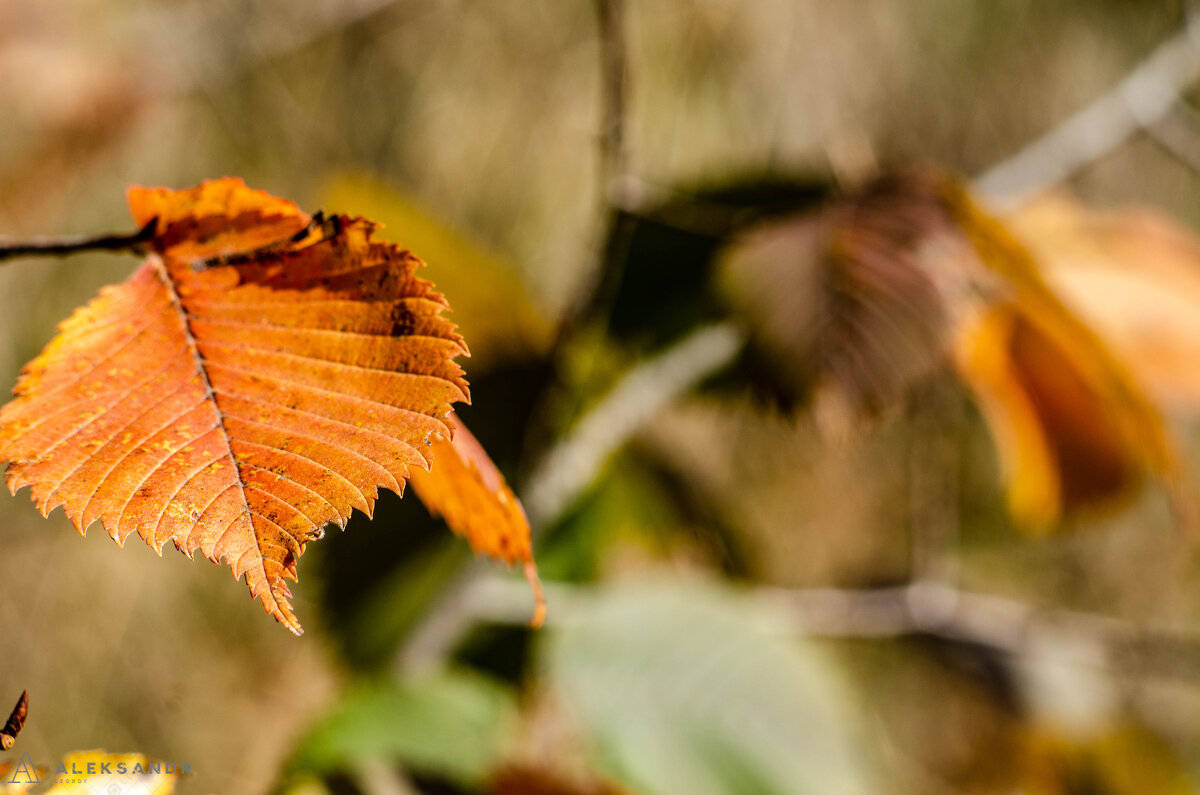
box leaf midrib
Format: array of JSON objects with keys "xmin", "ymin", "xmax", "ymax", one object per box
[{"xmin": 152, "ymin": 255, "xmax": 295, "ymax": 630}]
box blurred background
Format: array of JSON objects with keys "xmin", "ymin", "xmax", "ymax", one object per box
[{"xmin": 3, "ymin": 0, "xmax": 1200, "ymax": 792}]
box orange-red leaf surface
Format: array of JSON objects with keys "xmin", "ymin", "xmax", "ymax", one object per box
[
  {"xmin": 0, "ymin": 178, "xmax": 475, "ymax": 634},
  {"xmin": 410, "ymin": 413, "xmax": 545, "ymax": 626}
]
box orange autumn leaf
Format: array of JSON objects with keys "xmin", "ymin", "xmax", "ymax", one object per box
[
  {"xmin": 1006, "ymin": 193, "xmax": 1200, "ymax": 410},
  {"xmin": 956, "ymin": 303, "xmax": 1143, "ymax": 526},
  {"xmin": 0, "ymin": 177, "xmax": 513, "ymax": 634},
  {"xmin": 410, "ymin": 413, "xmax": 545, "ymax": 626},
  {"xmin": 945, "ymin": 184, "xmax": 1181, "ymax": 528}
]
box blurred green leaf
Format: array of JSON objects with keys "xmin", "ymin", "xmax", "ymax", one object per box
[
  {"xmin": 542, "ymin": 579, "xmax": 874, "ymax": 795},
  {"xmin": 287, "ymin": 667, "xmax": 518, "ymax": 788}
]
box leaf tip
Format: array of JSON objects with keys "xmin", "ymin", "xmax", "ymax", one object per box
[{"xmin": 524, "ymin": 560, "xmax": 547, "ymax": 629}]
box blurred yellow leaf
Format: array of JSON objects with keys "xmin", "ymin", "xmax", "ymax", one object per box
[
  {"xmin": 323, "ymin": 174, "xmax": 553, "ymax": 363},
  {"xmin": 956, "ymin": 303, "xmax": 1142, "ymax": 528},
  {"xmin": 1008, "ymin": 192, "xmax": 1200, "ymax": 411},
  {"xmin": 1017, "ymin": 724, "xmax": 1191, "ymax": 795},
  {"xmin": 946, "ymin": 184, "xmax": 1179, "ymax": 529}
]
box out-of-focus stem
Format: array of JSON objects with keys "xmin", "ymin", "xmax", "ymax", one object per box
[{"xmin": 0, "ymin": 219, "xmax": 156, "ymax": 264}]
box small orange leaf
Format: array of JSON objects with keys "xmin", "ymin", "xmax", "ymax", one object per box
[
  {"xmin": 410, "ymin": 413, "xmax": 545, "ymax": 626},
  {"xmin": 0, "ymin": 691, "xmax": 27, "ymax": 751},
  {"xmin": 0, "ymin": 178, "xmax": 476, "ymax": 633}
]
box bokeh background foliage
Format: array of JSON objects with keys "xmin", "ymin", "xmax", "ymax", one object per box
[{"xmin": 3, "ymin": 0, "xmax": 1200, "ymax": 793}]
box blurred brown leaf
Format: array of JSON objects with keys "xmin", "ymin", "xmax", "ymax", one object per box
[
  {"xmin": 722, "ymin": 171, "xmax": 959, "ymax": 420},
  {"xmin": 725, "ymin": 169, "xmax": 1181, "ymax": 528}
]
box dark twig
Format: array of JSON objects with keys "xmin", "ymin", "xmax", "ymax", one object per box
[
  {"xmin": 0, "ymin": 219, "xmax": 157, "ymax": 264},
  {"xmin": 595, "ymin": 0, "xmax": 629, "ymax": 201},
  {"xmin": 524, "ymin": 322, "xmax": 745, "ymax": 527},
  {"xmin": 552, "ymin": 0, "xmax": 634, "ymax": 338}
]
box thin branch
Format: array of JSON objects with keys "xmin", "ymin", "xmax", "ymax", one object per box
[
  {"xmin": 523, "ymin": 322, "xmax": 745, "ymax": 528},
  {"xmin": 595, "ymin": 0, "xmax": 630, "ymax": 204},
  {"xmin": 0, "ymin": 219, "xmax": 157, "ymax": 264},
  {"xmin": 394, "ymin": 558, "xmax": 494, "ymax": 673},
  {"xmin": 768, "ymin": 584, "xmax": 1200, "ymax": 682},
  {"xmin": 457, "ymin": 576, "xmax": 1200, "ymax": 682},
  {"xmin": 351, "ymin": 758, "xmax": 421, "ymax": 795},
  {"xmin": 1145, "ymin": 99, "xmax": 1200, "ymax": 173},
  {"xmin": 975, "ymin": 10, "xmax": 1200, "ymax": 207},
  {"xmin": 399, "ymin": 323, "xmax": 745, "ymax": 672},
  {"xmin": 551, "ymin": 0, "xmax": 635, "ymax": 339}
]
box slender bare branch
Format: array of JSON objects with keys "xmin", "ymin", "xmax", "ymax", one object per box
[
  {"xmin": 523, "ymin": 322, "xmax": 745, "ymax": 528},
  {"xmin": 595, "ymin": 0, "xmax": 630, "ymax": 203},
  {"xmin": 0, "ymin": 219, "xmax": 157, "ymax": 264},
  {"xmin": 550, "ymin": 0, "xmax": 636, "ymax": 343},
  {"xmin": 457, "ymin": 575, "xmax": 1200, "ymax": 682},
  {"xmin": 975, "ymin": 10, "xmax": 1200, "ymax": 207},
  {"xmin": 1144, "ymin": 99, "xmax": 1200, "ymax": 172},
  {"xmin": 399, "ymin": 324, "xmax": 745, "ymax": 672}
]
